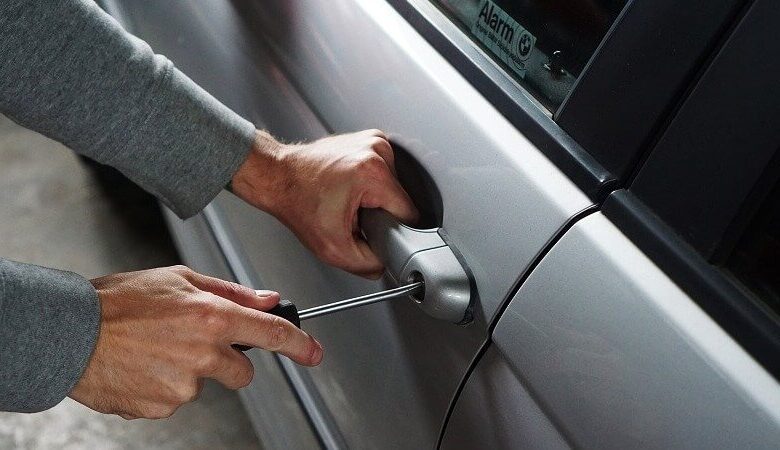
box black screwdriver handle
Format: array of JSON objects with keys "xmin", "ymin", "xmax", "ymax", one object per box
[
  {"xmin": 269, "ymin": 299, "xmax": 301, "ymax": 328},
  {"xmin": 233, "ymin": 299, "xmax": 301, "ymax": 352}
]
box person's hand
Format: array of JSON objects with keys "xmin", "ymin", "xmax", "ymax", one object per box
[
  {"xmin": 69, "ymin": 265, "xmax": 322, "ymax": 419},
  {"xmin": 231, "ymin": 129, "xmax": 420, "ymax": 279}
]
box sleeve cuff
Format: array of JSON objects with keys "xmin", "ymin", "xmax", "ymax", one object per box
[
  {"xmin": 114, "ymin": 66, "xmax": 257, "ymax": 219},
  {"xmin": 0, "ymin": 259, "xmax": 100, "ymax": 412}
]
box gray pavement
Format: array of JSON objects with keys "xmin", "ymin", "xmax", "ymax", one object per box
[{"xmin": 0, "ymin": 115, "xmax": 261, "ymax": 449}]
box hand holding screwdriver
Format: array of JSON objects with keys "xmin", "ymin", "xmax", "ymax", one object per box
[
  {"xmin": 70, "ymin": 266, "xmax": 323, "ymax": 420},
  {"xmin": 234, "ymin": 281, "xmax": 424, "ymax": 351}
]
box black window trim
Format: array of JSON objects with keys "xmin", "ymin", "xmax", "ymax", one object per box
[
  {"xmin": 628, "ymin": 0, "xmax": 778, "ymax": 261},
  {"xmin": 613, "ymin": 0, "xmax": 780, "ymax": 378},
  {"xmin": 556, "ymin": 0, "xmax": 748, "ymax": 181},
  {"xmin": 385, "ymin": 0, "xmax": 615, "ymax": 200},
  {"xmin": 385, "ymin": 0, "xmax": 747, "ymax": 200}
]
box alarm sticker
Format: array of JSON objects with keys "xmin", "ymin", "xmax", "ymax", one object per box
[{"xmin": 471, "ymin": 0, "xmax": 536, "ymax": 78}]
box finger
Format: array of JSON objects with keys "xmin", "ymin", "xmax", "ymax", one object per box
[
  {"xmin": 349, "ymin": 238, "xmax": 385, "ymax": 279},
  {"xmin": 325, "ymin": 213, "xmax": 385, "ymax": 278},
  {"xmin": 362, "ymin": 173, "xmax": 420, "ymax": 225},
  {"xmin": 185, "ymin": 271, "xmax": 280, "ymax": 310},
  {"xmin": 325, "ymin": 228, "xmax": 384, "ymax": 279},
  {"xmin": 205, "ymin": 349, "xmax": 255, "ymax": 390},
  {"xmin": 363, "ymin": 128, "xmax": 388, "ymax": 140},
  {"xmin": 251, "ymin": 290, "xmax": 282, "ymax": 311},
  {"xmin": 147, "ymin": 403, "xmax": 181, "ymax": 419},
  {"xmin": 227, "ymin": 306, "xmax": 324, "ymax": 366},
  {"xmin": 368, "ymin": 137, "xmax": 396, "ymax": 175}
]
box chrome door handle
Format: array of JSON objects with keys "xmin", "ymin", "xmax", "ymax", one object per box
[{"xmin": 360, "ymin": 209, "xmax": 472, "ymax": 324}]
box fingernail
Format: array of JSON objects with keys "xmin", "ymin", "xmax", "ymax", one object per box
[{"xmin": 255, "ymin": 290, "xmax": 278, "ymax": 297}]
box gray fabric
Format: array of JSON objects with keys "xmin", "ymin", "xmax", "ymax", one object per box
[
  {"xmin": 0, "ymin": 260, "xmax": 100, "ymax": 412},
  {"xmin": 0, "ymin": 0, "xmax": 257, "ymax": 412},
  {"xmin": 0, "ymin": 0, "xmax": 256, "ymax": 218}
]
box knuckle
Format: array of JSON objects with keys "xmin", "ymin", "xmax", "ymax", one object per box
[
  {"xmin": 197, "ymin": 350, "xmax": 222, "ymax": 374},
  {"xmin": 359, "ymin": 152, "xmax": 384, "ymax": 167},
  {"xmin": 137, "ymin": 406, "xmax": 155, "ymax": 419},
  {"xmin": 267, "ymin": 316, "xmax": 291, "ymax": 351},
  {"xmin": 197, "ymin": 302, "xmax": 228, "ymax": 335},
  {"xmin": 221, "ymin": 280, "xmax": 241, "ymax": 297},
  {"xmin": 158, "ymin": 406, "xmax": 177, "ymax": 419},
  {"xmin": 213, "ymin": 276, "xmax": 234, "ymax": 291},
  {"xmin": 175, "ymin": 383, "xmax": 200, "ymax": 403},
  {"xmin": 367, "ymin": 128, "xmax": 388, "ymax": 141},
  {"xmin": 170, "ymin": 264, "xmax": 192, "ymax": 275},
  {"xmin": 317, "ymin": 241, "xmax": 343, "ymax": 266},
  {"xmin": 359, "ymin": 154, "xmax": 388, "ymax": 178},
  {"xmin": 225, "ymin": 280, "xmax": 254, "ymax": 299},
  {"xmin": 141, "ymin": 404, "xmax": 175, "ymax": 420},
  {"xmin": 367, "ymin": 136, "xmax": 386, "ymax": 149}
]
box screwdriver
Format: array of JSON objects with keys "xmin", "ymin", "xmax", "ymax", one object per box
[{"xmin": 234, "ymin": 281, "xmax": 424, "ymax": 351}]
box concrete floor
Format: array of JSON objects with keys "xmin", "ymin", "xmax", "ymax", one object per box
[{"xmin": 0, "ymin": 115, "xmax": 261, "ymax": 449}]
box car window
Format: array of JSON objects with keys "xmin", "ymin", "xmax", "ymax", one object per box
[
  {"xmin": 431, "ymin": 0, "xmax": 628, "ymax": 110},
  {"xmin": 728, "ymin": 181, "xmax": 780, "ymax": 317}
]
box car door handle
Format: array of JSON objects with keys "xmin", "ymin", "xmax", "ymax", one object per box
[{"xmin": 360, "ymin": 208, "xmax": 472, "ymax": 324}]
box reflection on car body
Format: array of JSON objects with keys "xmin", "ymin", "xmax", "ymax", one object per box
[{"xmin": 102, "ymin": 0, "xmax": 780, "ymax": 448}]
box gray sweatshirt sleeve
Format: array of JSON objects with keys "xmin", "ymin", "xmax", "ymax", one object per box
[
  {"xmin": 0, "ymin": 0, "xmax": 257, "ymax": 412},
  {"xmin": 0, "ymin": 260, "xmax": 100, "ymax": 412},
  {"xmin": 0, "ymin": 0, "xmax": 256, "ymax": 218}
]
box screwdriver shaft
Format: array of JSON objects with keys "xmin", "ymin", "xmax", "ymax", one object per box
[{"xmin": 298, "ymin": 281, "xmax": 424, "ymax": 321}]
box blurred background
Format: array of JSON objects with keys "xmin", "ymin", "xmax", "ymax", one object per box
[{"xmin": 0, "ymin": 114, "xmax": 260, "ymax": 449}]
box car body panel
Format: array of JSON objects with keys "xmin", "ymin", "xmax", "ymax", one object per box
[
  {"xmin": 484, "ymin": 212, "xmax": 780, "ymax": 449},
  {"xmin": 441, "ymin": 345, "xmax": 571, "ymax": 449}
]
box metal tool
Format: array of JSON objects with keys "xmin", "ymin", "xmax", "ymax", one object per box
[
  {"xmin": 235, "ymin": 281, "xmax": 424, "ymax": 351},
  {"xmin": 298, "ymin": 281, "xmax": 424, "ymax": 320},
  {"xmin": 265, "ymin": 281, "xmax": 424, "ymax": 326}
]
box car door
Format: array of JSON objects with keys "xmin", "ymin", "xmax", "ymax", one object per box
[
  {"xmin": 100, "ymin": 0, "xmax": 762, "ymax": 448},
  {"xmin": 441, "ymin": 0, "xmax": 780, "ymax": 447},
  {"xmin": 442, "ymin": 211, "xmax": 780, "ymax": 449}
]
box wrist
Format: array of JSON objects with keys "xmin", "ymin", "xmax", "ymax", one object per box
[{"xmin": 231, "ymin": 130, "xmax": 289, "ymax": 214}]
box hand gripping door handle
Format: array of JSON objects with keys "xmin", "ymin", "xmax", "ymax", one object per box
[{"xmin": 360, "ymin": 209, "xmax": 473, "ymax": 324}]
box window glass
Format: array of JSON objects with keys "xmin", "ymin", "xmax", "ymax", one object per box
[
  {"xmin": 728, "ymin": 182, "xmax": 780, "ymax": 317},
  {"xmin": 432, "ymin": 0, "xmax": 628, "ymax": 111}
]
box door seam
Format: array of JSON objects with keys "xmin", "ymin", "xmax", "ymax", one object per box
[{"xmin": 435, "ymin": 205, "xmax": 598, "ymax": 448}]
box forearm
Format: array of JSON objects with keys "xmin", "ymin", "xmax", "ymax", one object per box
[
  {"xmin": 0, "ymin": 0, "xmax": 255, "ymax": 218},
  {"xmin": 0, "ymin": 259, "xmax": 100, "ymax": 412}
]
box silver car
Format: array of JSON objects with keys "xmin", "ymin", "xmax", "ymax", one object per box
[{"xmin": 100, "ymin": 0, "xmax": 779, "ymax": 448}]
